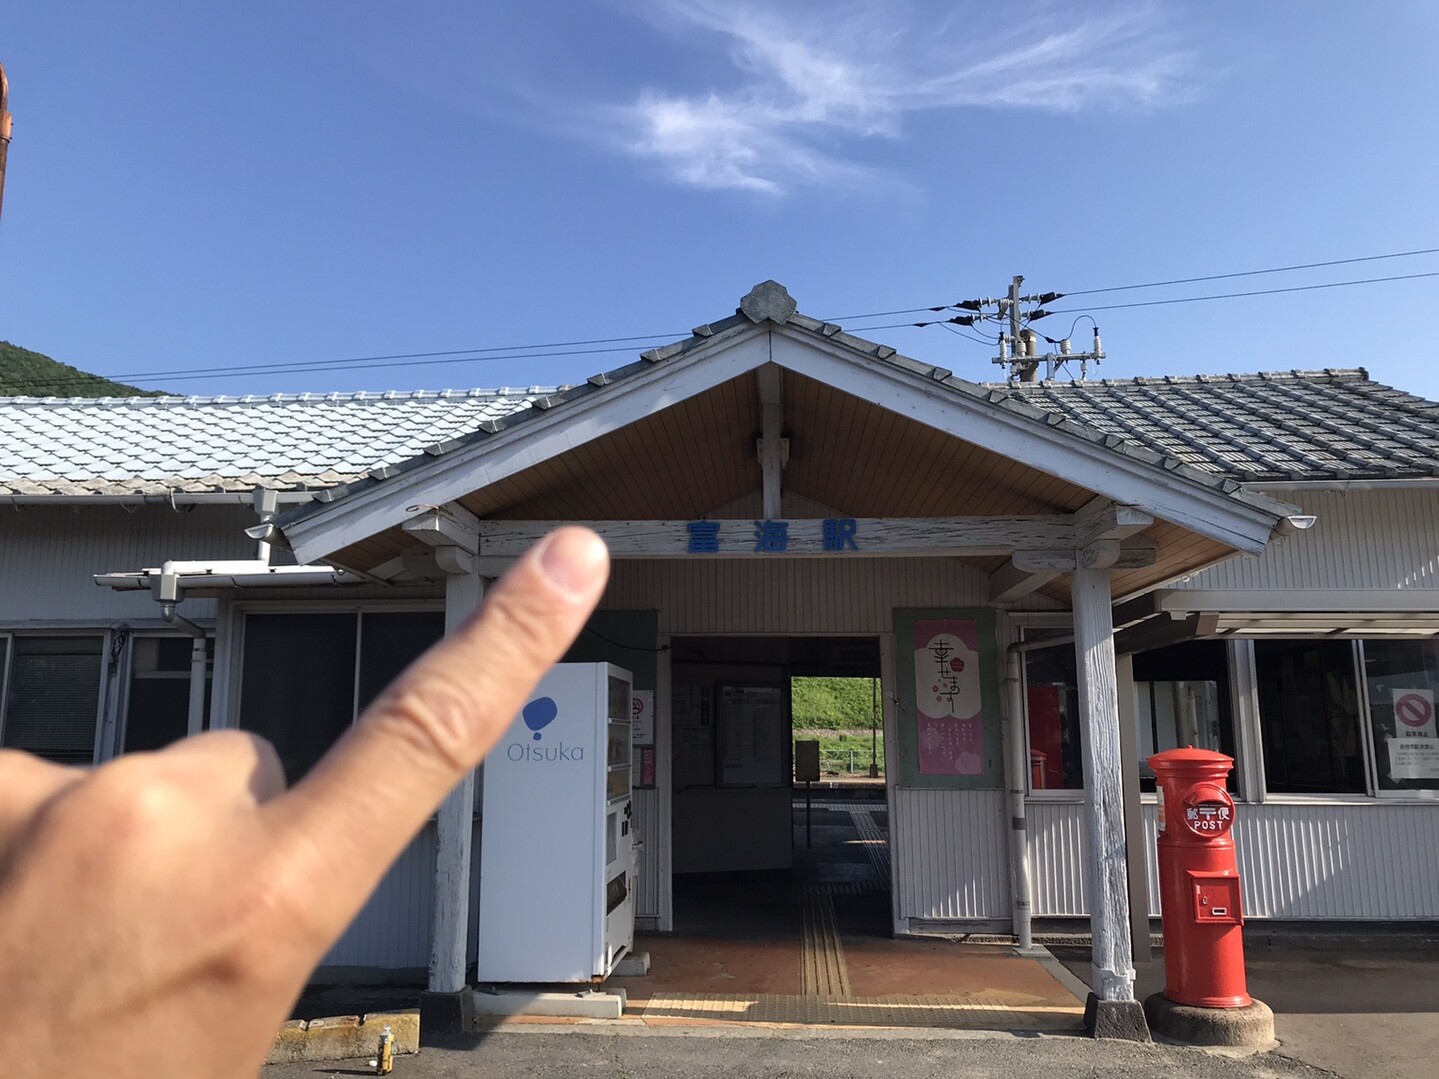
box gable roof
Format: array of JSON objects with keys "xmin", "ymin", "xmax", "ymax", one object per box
[
  {"xmin": 253, "ymin": 283, "xmax": 1304, "ymax": 566},
  {"xmin": 1003, "ymin": 370, "xmax": 1439, "ymax": 483}
]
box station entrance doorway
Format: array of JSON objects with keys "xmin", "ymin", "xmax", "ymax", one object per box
[{"xmin": 668, "ymin": 635, "xmax": 891, "ymax": 958}]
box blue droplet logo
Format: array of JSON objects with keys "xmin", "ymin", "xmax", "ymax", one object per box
[{"xmin": 523, "ymin": 696, "xmax": 558, "ymax": 741}]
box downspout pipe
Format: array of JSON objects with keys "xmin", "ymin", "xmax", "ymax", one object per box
[
  {"xmin": 1003, "ymin": 633, "xmax": 1075, "ymax": 953},
  {"xmin": 158, "ymin": 561, "xmax": 208, "ymax": 738}
]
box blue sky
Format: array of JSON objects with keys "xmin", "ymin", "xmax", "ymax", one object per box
[{"xmin": 4, "ymin": 1, "xmax": 1438, "ymax": 397}]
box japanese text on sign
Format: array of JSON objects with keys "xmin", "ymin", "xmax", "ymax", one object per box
[
  {"xmin": 686, "ymin": 520, "xmax": 720, "ymax": 553},
  {"xmin": 753, "ymin": 519, "xmax": 789, "ymax": 553},
  {"xmin": 1185, "ymin": 802, "xmax": 1232, "ymax": 834},
  {"xmin": 682, "ymin": 518, "xmax": 861, "ymax": 554},
  {"xmin": 913, "ymin": 618, "xmax": 983, "ymax": 776}
]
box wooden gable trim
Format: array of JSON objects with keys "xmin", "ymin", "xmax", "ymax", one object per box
[{"xmin": 280, "ymin": 321, "xmax": 1288, "ymax": 565}]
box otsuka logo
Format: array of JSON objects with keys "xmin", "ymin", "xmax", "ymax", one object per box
[{"xmin": 506, "ymin": 695, "xmax": 585, "ymax": 762}]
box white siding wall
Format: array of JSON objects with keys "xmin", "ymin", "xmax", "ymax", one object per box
[
  {"xmin": 323, "ymin": 824, "xmax": 437, "ymax": 972},
  {"xmin": 1174, "ymin": 488, "xmax": 1439, "ymax": 593},
  {"xmin": 1031, "ymin": 801, "xmax": 1439, "ymax": 920},
  {"xmin": 603, "ymin": 557, "xmax": 1060, "ymax": 632},
  {"xmin": 0, "ymin": 505, "xmax": 254, "ymax": 624},
  {"xmin": 1027, "ymin": 801, "xmax": 1091, "ymax": 917},
  {"xmin": 606, "ymin": 557, "xmax": 1044, "ymax": 931},
  {"xmin": 893, "ymin": 789, "xmax": 1009, "ymax": 923}
]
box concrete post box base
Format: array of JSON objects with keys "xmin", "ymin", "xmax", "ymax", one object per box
[
  {"xmin": 1084, "ymin": 993, "xmax": 1151, "ymax": 1041},
  {"xmin": 1144, "ymin": 992, "xmax": 1275, "ymax": 1047},
  {"xmin": 419, "ymin": 989, "xmax": 475, "ymax": 1041}
]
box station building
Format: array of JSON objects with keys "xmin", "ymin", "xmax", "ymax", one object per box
[{"xmin": 2, "ymin": 282, "xmax": 1437, "ymax": 1010}]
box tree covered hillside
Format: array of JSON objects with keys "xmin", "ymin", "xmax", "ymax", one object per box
[
  {"xmin": 791, "ymin": 676, "xmax": 881, "ymax": 730},
  {"xmin": 0, "ymin": 341, "xmax": 158, "ymax": 397}
]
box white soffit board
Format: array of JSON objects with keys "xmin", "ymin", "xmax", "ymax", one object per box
[{"xmin": 765, "ymin": 330, "xmax": 1283, "ymax": 555}]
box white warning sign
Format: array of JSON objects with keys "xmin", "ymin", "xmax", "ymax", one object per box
[
  {"xmin": 1392, "ymin": 688, "xmax": 1436, "ymax": 738},
  {"xmin": 1387, "ymin": 737, "xmax": 1439, "ymax": 781}
]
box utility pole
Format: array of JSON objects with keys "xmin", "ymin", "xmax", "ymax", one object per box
[
  {"xmin": 992, "ymin": 275, "xmax": 1105, "ymax": 382},
  {"xmin": 933, "ymin": 274, "xmax": 1105, "ymax": 382}
]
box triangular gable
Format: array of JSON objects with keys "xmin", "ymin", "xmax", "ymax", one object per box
[{"xmin": 273, "ymin": 282, "xmax": 1295, "ymax": 566}]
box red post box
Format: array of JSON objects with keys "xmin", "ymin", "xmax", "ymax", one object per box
[{"xmin": 1149, "ymin": 748, "xmax": 1250, "ymax": 1009}]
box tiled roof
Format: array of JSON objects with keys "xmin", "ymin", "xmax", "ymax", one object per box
[
  {"xmin": 999, "ymin": 370, "xmax": 1439, "ymax": 482},
  {"xmin": 0, "ymin": 389, "xmax": 547, "ymax": 496},
  {"xmin": 4, "ymin": 296, "xmax": 1436, "ymax": 503}
]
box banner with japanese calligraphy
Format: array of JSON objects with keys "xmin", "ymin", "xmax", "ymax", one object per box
[{"xmin": 893, "ymin": 609, "xmax": 1001, "ymax": 789}]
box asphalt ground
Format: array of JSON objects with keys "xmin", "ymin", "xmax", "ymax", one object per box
[
  {"xmin": 262, "ymin": 1026, "xmax": 1332, "ymax": 1079},
  {"xmin": 277, "ymin": 803, "xmax": 1439, "ymax": 1077},
  {"xmin": 1051, "ymin": 940, "xmax": 1439, "ymax": 1079}
]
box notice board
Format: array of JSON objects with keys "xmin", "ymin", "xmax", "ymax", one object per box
[
  {"xmin": 718, "ymin": 684, "xmax": 788, "ymax": 787},
  {"xmin": 893, "ymin": 608, "xmax": 1002, "ymax": 789}
]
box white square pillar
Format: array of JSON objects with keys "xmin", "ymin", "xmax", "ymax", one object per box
[
  {"xmin": 429, "ymin": 565, "xmax": 486, "ymax": 995},
  {"xmin": 1072, "ymin": 564, "xmax": 1147, "ymax": 1039}
]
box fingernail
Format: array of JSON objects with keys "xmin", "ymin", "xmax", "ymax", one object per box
[{"xmin": 538, "ymin": 528, "xmax": 609, "ymax": 599}]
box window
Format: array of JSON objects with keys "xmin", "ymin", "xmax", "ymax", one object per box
[
  {"xmin": 1025, "ymin": 637, "xmax": 1238, "ymax": 795},
  {"xmin": 1133, "ymin": 640, "xmax": 1235, "ymax": 793},
  {"xmin": 1, "ymin": 636, "xmax": 104, "ymax": 765},
  {"xmin": 1255, "ymin": 639, "xmax": 1365, "ymax": 794},
  {"xmin": 1025, "ymin": 644, "xmax": 1083, "ymax": 791},
  {"xmin": 123, "ymin": 637, "xmax": 215, "ymax": 754},
  {"xmin": 1362, "ymin": 639, "xmax": 1439, "ymax": 795},
  {"xmin": 238, "ymin": 611, "xmax": 444, "ymax": 782}
]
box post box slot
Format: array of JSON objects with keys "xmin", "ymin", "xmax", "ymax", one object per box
[{"xmin": 1188, "ymin": 872, "xmax": 1243, "ymax": 925}]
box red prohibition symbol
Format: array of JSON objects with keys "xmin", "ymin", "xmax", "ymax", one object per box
[{"xmin": 1395, "ymin": 692, "xmax": 1433, "ymax": 729}]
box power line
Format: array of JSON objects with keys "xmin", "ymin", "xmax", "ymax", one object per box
[
  {"xmin": 824, "ymin": 245, "xmax": 1439, "ymax": 320},
  {"xmin": 7, "ymin": 248, "xmax": 1439, "ymax": 393},
  {"xmin": 940, "ymin": 323, "xmax": 997, "ymax": 347},
  {"xmin": 17, "ymin": 332, "xmax": 692, "ymax": 387},
  {"xmin": 1043, "ymin": 270, "xmax": 1439, "ymax": 316},
  {"xmin": 1063, "ymin": 246, "xmax": 1439, "ymax": 298},
  {"xmin": 0, "ymin": 342, "xmax": 675, "ymax": 391}
]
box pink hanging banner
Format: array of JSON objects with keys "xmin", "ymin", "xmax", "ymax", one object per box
[{"xmin": 913, "ymin": 618, "xmax": 984, "ymax": 775}]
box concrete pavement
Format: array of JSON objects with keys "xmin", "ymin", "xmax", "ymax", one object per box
[{"xmin": 262, "ymin": 1025, "xmax": 1332, "ymax": 1079}]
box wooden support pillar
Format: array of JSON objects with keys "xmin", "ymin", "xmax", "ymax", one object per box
[
  {"xmin": 1072, "ymin": 564, "xmax": 1147, "ymax": 1038},
  {"xmin": 756, "ymin": 364, "xmax": 785, "ymax": 519},
  {"xmin": 429, "ymin": 564, "xmax": 486, "ymax": 995}
]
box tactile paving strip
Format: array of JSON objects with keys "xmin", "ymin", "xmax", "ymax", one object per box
[
  {"xmin": 630, "ymin": 993, "xmax": 1079, "ymax": 1030},
  {"xmin": 799, "ymin": 888, "xmax": 850, "ymax": 996}
]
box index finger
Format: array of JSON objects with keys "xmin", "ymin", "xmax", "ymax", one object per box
[{"xmin": 265, "ymin": 527, "xmax": 609, "ymax": 915}]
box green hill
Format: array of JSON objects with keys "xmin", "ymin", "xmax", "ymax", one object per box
[
  {"xmin": 792, "ymin": 676, "xmax": 881, "ymax": 730},
  {"xmin": 0, "ymin": 341, "xmax": 160, "ymax": 397}
]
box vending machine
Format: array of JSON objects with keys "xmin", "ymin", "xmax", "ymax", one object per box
[{"xmin": 478, "ymin": 663, "xmax": 635, "ymax": 983}]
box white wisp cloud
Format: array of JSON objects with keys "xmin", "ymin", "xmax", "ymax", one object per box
[{"xmin": 608, "ymin": 0, "xmax": 1192, "ymax": 194}]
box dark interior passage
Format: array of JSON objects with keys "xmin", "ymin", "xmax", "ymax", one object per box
[{"xmin": 669, "ymin": 635, "xmax": 890, "ymax": 944}]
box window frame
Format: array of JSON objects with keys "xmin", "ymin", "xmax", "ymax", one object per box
[
  {"xmin": 116, "ymin": 631, "xmax": 217, "ymax": 756},
  {"xmin": 1018, "ymin": 632, "xmax": 1086, "ymax": 802},
  {"xmin": 223, "ymin": 600, "xmax": 446, "ymax": 778},
  {"xmin": 0, "ymin": 629, "xmax": 111, "ymax": 767},
  {"xmin": 1355, "ymin": 638, "xmax": 1439, "ymax": 804},
  {"xmin": 1015, "ymin": 620, "xmax": 1251, "ymax": 803}
]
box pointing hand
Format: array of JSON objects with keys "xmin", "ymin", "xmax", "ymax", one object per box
[{"xmin": 0, "ymin": 527, "xmax": 609, "ymax": 1079}]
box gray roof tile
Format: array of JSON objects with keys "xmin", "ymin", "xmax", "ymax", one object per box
[
  {"xmin": 998, "ymin": 369, "xmax": 1439, "ymax": 481},
  {"xmin": 0, "ymin": 389, "xmax": 546, "ymax": 495},
  {"xmin": 3, "ymin": 333, "xmax": 1435, "ymax": 504}
]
